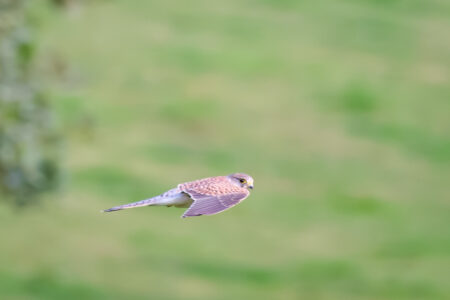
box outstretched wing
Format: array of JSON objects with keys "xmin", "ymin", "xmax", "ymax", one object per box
[
  {"xmin": 182, "ymin": 190, "xmax": 249, "ymax": 218},
  {"xmin": 179, "ymin": 177, "xmax": 249, "ymax": 218}
]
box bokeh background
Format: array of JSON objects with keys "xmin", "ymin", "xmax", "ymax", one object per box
[{"xmin": 1, "ymin": 0, "xmax": 449, "ymax": 299}]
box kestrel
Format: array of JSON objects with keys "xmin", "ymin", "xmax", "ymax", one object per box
[{"xmin": 102, "ymin": 173, "xmax": 254, "ymax": 218}]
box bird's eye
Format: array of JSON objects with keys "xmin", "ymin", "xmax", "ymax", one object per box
[{"xmin": 239, "ymin": 179, "xmax": 247, "ymax": 184}]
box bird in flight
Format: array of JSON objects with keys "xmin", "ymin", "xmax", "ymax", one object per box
[{"xmin": 102, "ymin": 173, "xmax": 254, "ymax": 218}]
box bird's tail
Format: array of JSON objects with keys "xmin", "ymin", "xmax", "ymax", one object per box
[
  {"xmin": 101, "ymin": 196, "xmax": 161, "ymax": 213},
  {"xmin": 101, "ymin": 188, "xmax": 181, "ymax": 213}
]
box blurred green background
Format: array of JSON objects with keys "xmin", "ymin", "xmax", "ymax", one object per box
[{"xmin": 1, "ymin": 0, "xmax": 449, "ymax": 299}]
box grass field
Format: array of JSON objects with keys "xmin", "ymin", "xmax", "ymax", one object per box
[{"xmin": 0, "ymin": 0, "xmax": 449, "ymax": 299}]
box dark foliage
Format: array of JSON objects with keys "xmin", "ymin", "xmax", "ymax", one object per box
[{"xmin": 0, "ymin": 0, "xmax": 62, "ymax": 205}]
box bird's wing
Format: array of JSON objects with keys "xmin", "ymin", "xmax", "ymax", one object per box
[
  {"xmin": 179, "ymin": 177, "xmax": 249, "ymax": 218},
  {"xmin": 181, "ymin": 190, "xmax": 249, "ymax": 218}
]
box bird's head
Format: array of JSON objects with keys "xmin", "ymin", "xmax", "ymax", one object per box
[{"xmin": 228, "ymin": 173, "xmax": 254, "ymax": 190}]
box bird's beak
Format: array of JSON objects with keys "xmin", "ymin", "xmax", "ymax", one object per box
[{"xmin": 249, "ymin": 185, "xmax": 254, "ymax": 190}]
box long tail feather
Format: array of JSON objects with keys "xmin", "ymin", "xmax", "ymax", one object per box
[{"xmin": 102, "ymin": 196, "xmax": 160, "ymax": 213}]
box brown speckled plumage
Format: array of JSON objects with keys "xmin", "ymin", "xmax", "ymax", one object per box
[
  {"xmin": 102, "ymin": 173, "xmax": 254, "ymax": 218},
  {"xmin": 179, "ymin": 176, "xmax": 246, "ymax": 196}
]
